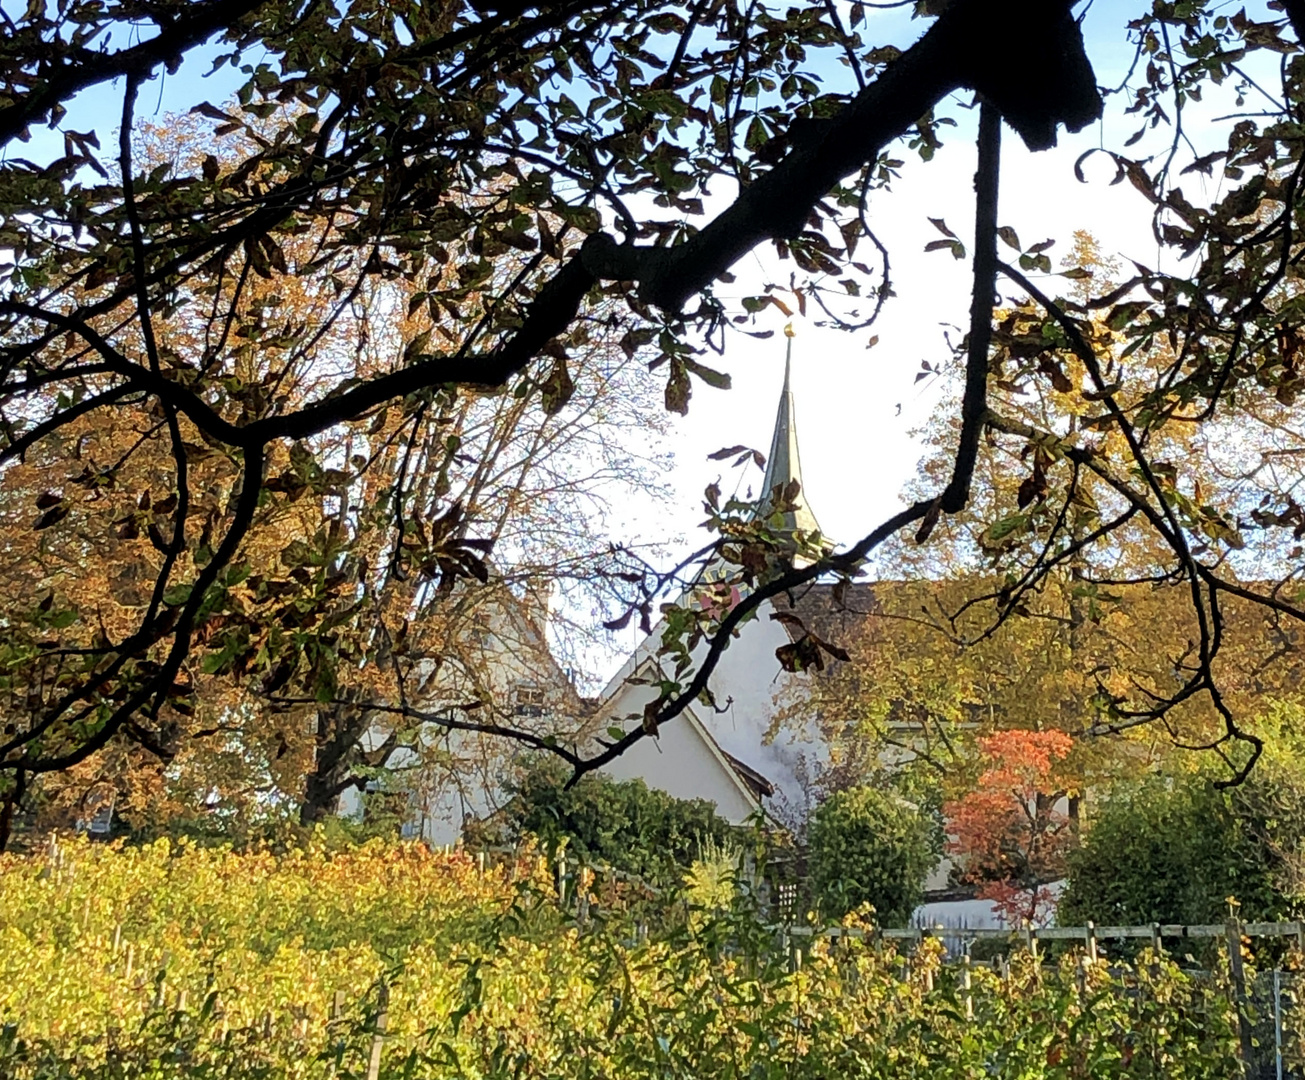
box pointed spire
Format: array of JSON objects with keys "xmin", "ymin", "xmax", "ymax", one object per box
[{"xmin": 758, "ymin": 326, "xmax": 822, "ymax": 538}]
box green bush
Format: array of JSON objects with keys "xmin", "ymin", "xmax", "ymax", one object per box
[
  {"xmin": 806, "ymin": 785, "xmax": 940, "ymax": 926},
  {"xmin": 1061, "ymin": 764, "xmax": 1305, "ymax": 926},
  {"xmin": 475, "ymin": 757, "xmax": 738, "ymax": 890}
]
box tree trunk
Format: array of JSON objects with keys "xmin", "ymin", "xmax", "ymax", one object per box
[
  {"xmin": 0, "ymin": 770, "xmax": 26, "ymax": 854},
  {"xmin": 298, "ymin": 705, "xmax": 370, "ymax": 826}
]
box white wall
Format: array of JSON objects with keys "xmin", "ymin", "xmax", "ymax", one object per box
[
  {"xmin": 593, "ymin": 596, "xmax": 829, "ymax": 827},
  {"xmin": 695, "ymin": 599, "xmax": 828, "ymax": 824},
  {"xmin": 599, "ymin": 708, "xmax": 758, "ymax": 824}
]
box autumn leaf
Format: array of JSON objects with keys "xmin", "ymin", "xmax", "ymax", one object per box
[
  {"xmin": 603, "ymin": 609, "xmax": 633, "ymax": 632},
  {"xmin": 540, "ymin": 358, "xmax": 575, "ymax": 416},
  {"xmin": 665, "ymin": 360, "xmax": 691, "ymax": 415},
  {"xmin": 682, "ymin": 358, "xmax": 731, "ymax": 390}
]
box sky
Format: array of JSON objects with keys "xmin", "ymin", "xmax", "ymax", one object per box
[
  {"xmin": 3, "ymin": 0, "xmax": 1284, "ymax": 677},
  {"xmin": 631, "ymin": 0, "xmax": 1270, "ymax": 565}
]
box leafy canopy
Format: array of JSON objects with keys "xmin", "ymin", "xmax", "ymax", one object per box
[{"xmin": 6, "ymin": 0, "xmax": 1305, "ymax": 831}]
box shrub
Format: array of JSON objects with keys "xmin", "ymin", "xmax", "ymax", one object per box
[
  {"xmin": 1060, "ymin": 763, "xmax": 1305, "ymax": 926},
  {"xmin": 806, "ymin": 785, "xmax": 940, "ymax": 926},
  {"xmin": 477, "ymin": 757, "xmax": 737, "ymax": 890},
  {"xmin": 0, "ymin": 839, "xmax": 1249, "ymax": 1080}
]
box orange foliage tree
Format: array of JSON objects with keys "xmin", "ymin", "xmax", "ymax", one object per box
[
  {"xmin": 0, "ymin": 114, "xmax": 671, "ymax": 842},
  {"xmin": 944, "ymin": 729, "xmax": 1076, "ymax": 927}
]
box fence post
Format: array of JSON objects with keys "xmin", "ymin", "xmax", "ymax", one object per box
[
  {"xmin": 1226, "ymin": 905, "xmax": 1254, "ymax": 1071},
  {"xmin": 1086, "ymin": 921, "xmax": 1098, "ymax": 965},
  {"xmin": 1022, "ymin": 921, "xmax": 1039, "ymax": 972},
  {"xmin": 555, "ymin": 852, "xmax": 567, "ymax": 905},
  {"xmin": 1151, "ymin": 922, "xmax": 1163, "ymax": 955},
  {"xmin": 366, "ymin": 983, "xmax": 389, "ymax": 1080},
  {"xmin": 920, "ymin": 926, "xmax": 934, "ymax": 992},
  {"xmin": 962, "ymin": 953, "xmax": 973, "ymax": 1020},
  {"xmin": 1274, "ymin": 967, "xmax": 1284, "ymax": 1080},
  {"xmin": 577, "ymin": 866, "xmax": 591, "ymax": 925}
]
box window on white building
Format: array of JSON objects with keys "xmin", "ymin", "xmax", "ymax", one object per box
[{"xmin": 514, "ymin": 685, "xmax": 547, "ymax": 717}]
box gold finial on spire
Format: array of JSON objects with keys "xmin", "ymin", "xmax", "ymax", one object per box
[{"xmin": 758, "ymin": 324, "xmax": 821, "ymax": 543}]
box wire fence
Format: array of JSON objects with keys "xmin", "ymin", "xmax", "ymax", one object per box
[{"xmin": 501, "ymin": 844, "xmax": 1305, "ymax": 1079}]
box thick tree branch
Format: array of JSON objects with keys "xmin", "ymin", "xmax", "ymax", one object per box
[
  {"xmin": 942, "ymin": 99, "xmax": 1000, "ymax": 514},
  {"xmin": 582, "ymin": 0, "xmax": 1100, "ymax": 312},
  {"xmin": 0, "ymin": 302, "xmax": 246, "ymax": 445},
  {"xmin": 259, "ymin": 255, "xmax": 597, "ymax": 443},
  {"xmin": 1282, "ymin": 0, "xmax": 1305, "ymax": 46}
]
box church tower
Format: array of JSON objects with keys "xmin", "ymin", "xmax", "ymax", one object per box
[{"xmin": 757, "ymin": 328, "xmax": 823, "ymax": 540}]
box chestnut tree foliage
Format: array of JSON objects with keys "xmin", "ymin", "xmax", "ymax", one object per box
[{"xmin": 4, "ymin": 0, "xmax": 1305, "ymax": 841}]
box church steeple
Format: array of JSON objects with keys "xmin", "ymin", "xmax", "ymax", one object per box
[{"xmin": 758, "ymin": 328, "xmax": 822, "ymax": 538}]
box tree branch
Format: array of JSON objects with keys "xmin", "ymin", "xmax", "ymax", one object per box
[
  {"xmin": 581, "ymin": 0, "xmax": 1099, "ymax": 312},
  {"xmin": 0, "ymin": 0, "xmax": 269, "ymax": 146},
  {"xmin": 942, "ymin": 99, "xmax": 1000, "ymax": 514}
]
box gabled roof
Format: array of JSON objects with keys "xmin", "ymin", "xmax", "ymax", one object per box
[
  {"xmin": 721, "ymin": 751, "xmax": 776, "ymax": 801},
  {"xmin": 582, "ymin": 651, "xmax": 774, "ymax": 812},
  {"xmin": 757, "ymin": 331, "xmax": 822, "ymax": 539}
]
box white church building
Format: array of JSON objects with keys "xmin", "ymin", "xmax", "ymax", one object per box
[
  {"xmin": 347, "ymin": 345, "xmax": 1003, "ymax": 927},
  {"xmin": 582, "ymin": 346, "xmax": 831, "ymax": 830},
  {"xmin": 362, "ymin": 346, "xmax": 834, "ymax": 840}
]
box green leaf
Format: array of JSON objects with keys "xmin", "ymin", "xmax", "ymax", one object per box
[
  {"xmin": 162, "ymin": 585, "xmax": 193, "ymax": 607},
  {"xmin": 980, "ymin": 513, "xmax": 1029, "ymax": 548},
  {"xmin": 682, "ymin": 359, "xmax": 731, "ymax": 390},
  {"xmin": 1107, "ymin": 301, "xmax": 1151, "ymax": 331}
]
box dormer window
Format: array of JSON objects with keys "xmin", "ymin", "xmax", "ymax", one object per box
[{"xmin": 514, "ymin": 685, "xmax": 546, "ymax": 717}]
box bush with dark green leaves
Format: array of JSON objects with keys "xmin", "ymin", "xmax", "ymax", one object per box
[
  {"xmin": 1060, "ymin": 764, "xmax": 1305, "ymax": 926},
  {"xmin": 473, "ymin": 758, "xmax": 738, "ymax": 890},
  {"xmin": 806, "ymin": 785, "xmax": 941, "ymax": 926}
]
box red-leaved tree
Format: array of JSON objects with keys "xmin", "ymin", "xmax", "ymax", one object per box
[{"xmin": 945, "ymin": 730, "xmax": 1076, "ymax": 926}]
